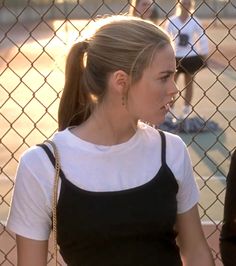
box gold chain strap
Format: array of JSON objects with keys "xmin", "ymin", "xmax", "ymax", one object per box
[{"xmin": 45, "ymin": 140, "xmax": 60, "ymax": 265}]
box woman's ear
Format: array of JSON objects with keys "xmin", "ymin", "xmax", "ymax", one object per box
[{"xmin": 110, "ymin": 70, "xmax": 129, "ymax": 95}]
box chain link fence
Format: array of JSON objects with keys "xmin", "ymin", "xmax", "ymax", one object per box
[{"xmin": 0, "ymin": 0, "xmax": 235, "ymax": 265}]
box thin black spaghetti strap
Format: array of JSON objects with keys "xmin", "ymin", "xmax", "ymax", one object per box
[
  {"xmin": 158, "ymin": 130, "xmax": 166, "ymax": 165},
  {"xmin": 37, "ymin": 143, "xmax": 66, "ymax": 181}
]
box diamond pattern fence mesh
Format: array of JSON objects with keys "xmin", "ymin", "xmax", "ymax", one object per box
[{"xmin": 0, "ymin": 0, "xmax": 235, "ymax": 265}]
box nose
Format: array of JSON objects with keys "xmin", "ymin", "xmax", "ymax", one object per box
[{"xmin": 169, "ymin": 81, "xmax": 179, "ymax": 97}]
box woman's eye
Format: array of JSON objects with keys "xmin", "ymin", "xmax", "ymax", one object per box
[{"xmin": 160, "ymin": 76, "xmax": 169, "ymax": 82}]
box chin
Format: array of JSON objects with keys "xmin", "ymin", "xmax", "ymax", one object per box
[
  {"xmin": 139, "ymin": 111, "xmax": 165, "ymax": 126},
  {"xmin": 154, "ymin": 116, "xmax": 165, "ymax": 127}
]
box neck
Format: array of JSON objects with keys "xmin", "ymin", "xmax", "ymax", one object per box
[{"xmin": 72, "ymin": 103, "xmax": 138, "ymax": 146}]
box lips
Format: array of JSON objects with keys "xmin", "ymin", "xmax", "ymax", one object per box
[
  {"xmin": 161, "ymin": 103, "xmax": 170, "ymax": 111},
  {"xmin": 164, "ymin": 103, "xmax": 170, "ymax": 111}
]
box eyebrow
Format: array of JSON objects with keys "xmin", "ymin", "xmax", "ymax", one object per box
[{"xmin": 159, "ymin": 70, "xmax": 177, "ymax": 75}]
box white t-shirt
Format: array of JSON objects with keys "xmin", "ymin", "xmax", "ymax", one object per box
[
  {"xmin": 7, "ymin": 122, "xmax": 199, "ymax": 241},
  {"xmin": 165, "ymin": 15, "xmax": 209, "ymax": 58}
]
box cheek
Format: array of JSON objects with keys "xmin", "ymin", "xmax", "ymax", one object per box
[
  {"xmin": 150, "ymin": 82, "xmax": 165, "ymax": 100},
  {"xmin": 129, "ymin": 80, "xmax": 165, "ymax": 106}
]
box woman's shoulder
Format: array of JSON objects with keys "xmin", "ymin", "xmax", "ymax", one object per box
[
  {"xmin": 19, "ymin": 129, "xmax": 68, "ymax": 166},
  {"xmin": 139, "ymin": 122, "xmax": 185, "ymax": 148},
  {"xmin": 162, "ymin": 131, "xmax": 187, "ymax": 163},
  {"xmin": 20, "ymin": 144, "xmax": 48, "ymax": 165},
  {"xmin": 15, "ymin": 132, "xmax": 69, "ymax": 192},
  {"xmin": 163, "ymin": 130, "xmax": 185, "ymax": 147}
]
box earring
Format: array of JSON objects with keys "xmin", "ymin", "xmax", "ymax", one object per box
[{"xmin": 121, "ymin": 95, "xmax": 125, "ymax": 106}]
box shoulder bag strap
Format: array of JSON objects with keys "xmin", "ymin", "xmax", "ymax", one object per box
[{"xmin": 44, "ymin": 140, "xmax": 60, "ymax": 265}]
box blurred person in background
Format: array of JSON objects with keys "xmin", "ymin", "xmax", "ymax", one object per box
[
  {"xmin": 129, "ymin": 0, "xmax": 159, "ymax": 24},
  {"xmin": 220, "ymin": 149, "xmax": 236, "ymax": 266},
  {"xmin": 164, "ymin": 0, "xmax": 209, "ymax": 120}
]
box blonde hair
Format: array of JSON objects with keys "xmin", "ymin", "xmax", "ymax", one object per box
[{"xmin": 58, "ymin": 16, "xmax": 171, "ymax": 131}]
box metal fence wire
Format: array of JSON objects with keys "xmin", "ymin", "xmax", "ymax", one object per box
[{"xmin": 0, "ymin": 0, "xmax": 235, "ymax": 265}]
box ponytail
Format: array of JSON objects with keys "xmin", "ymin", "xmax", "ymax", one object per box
[{"xmin": 58, "ymin": 41, "xmax": 91, "ymax": 131}]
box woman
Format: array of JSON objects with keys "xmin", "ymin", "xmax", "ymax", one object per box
[
  {"xmin": 129, "ymin": 0, "xmax": 158, "ymax": 23},
  {"xmin": 220, "ymin": 149, "xmax": 236, "ymax": 266},
  {"xmin": 7, "ymin": 16, "xmax": 214, "ymax": 265},
  {"xmin": 165, "ymin": 0, "xmax": 209, "ymax": 119}
]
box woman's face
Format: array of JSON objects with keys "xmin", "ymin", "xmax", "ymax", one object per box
[
  {"xmin": 128, "ymin": 45, "xmax": 178, "ymax": 126},
  {"xmin": 136, "ymin": 0, "xmax": 154, "ymax": 19}
]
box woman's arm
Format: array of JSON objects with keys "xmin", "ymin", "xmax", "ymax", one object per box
[
  {"xmin": 176, "ymin": 205, "xmax": 215, "ymax": 266},
  {"xmin": 16, "ymin": 235, "xmax": 48, "ymax": 266}
]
